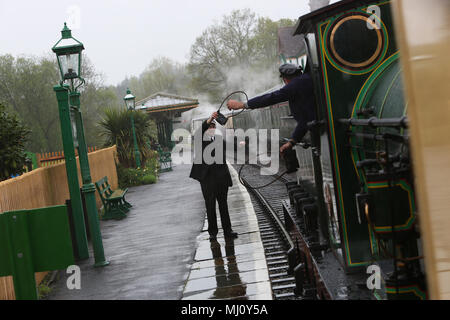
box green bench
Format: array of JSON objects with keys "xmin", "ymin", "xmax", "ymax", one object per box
[
  {"xmin": 95, "ymin": 176, "xmax": 132, "ymax": 220},
  {"xmin": 157, "ymin": 146, "xmax": 173, "ymax": 173}
]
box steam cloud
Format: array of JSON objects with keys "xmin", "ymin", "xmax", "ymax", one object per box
[{"xmin": 180, "ymin": 63, "xmax": 280, "ymax": 129}]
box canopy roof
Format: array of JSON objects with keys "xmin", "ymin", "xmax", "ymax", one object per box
[
  {"xmin": 278, "ymin": 26, "xmax": 306, "ymax": 59},
  {"xmin": 136, "ymin": 92, "xmax": 199, "ymax": 114}
]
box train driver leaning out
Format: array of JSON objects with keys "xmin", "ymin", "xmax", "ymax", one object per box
[{"xmin": 227, "ymin": 63, "xmax": 316, "ymax": 154}]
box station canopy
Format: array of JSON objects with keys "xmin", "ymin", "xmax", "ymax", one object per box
[
  {"xmin": 278, "ymin": 26, "xmax": 307, "ymax": 67},
  {"xmin": 135, "ymin": 92, "xmax": 199, "ymax": 149},
  {"xmin": 136, "ymin": 92, "xmax": 199, "ymax": 115}
]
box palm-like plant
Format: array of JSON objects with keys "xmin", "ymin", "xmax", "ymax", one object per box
[{"xmin": 99, "ymin": 108, "xmax": 157, "ymax": 168}]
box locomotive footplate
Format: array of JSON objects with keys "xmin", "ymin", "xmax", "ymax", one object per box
[{"xmin": 282, "ymin": 200, "xmax": 374, "ymax": 300}]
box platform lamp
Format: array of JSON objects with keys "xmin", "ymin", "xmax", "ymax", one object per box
[
  {"xmin": 52, "ymin": 23, "xmax": 109, "ymax": 267},
  {"xmin": 124, "ymin": 88, "xmax": 141, "ymax": 168}
]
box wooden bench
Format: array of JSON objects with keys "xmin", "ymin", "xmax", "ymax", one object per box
[
  {"xmin": 157, "ymin": 146, "xmax": 173, "ymax": 173},
  {"xmin": 95, "ymin": 176, "xmax": 132, "ymax": 220}
]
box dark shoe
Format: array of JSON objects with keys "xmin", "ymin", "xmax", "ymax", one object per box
[{"xmin": 224, "ymin": 231, "xmax": 238, "ymax": 239}]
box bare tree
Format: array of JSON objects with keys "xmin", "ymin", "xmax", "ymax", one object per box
[
  {"xmin": 188, "ymin": 9, "xmax": 296, "ymax": 101},
  {"xmin": 188, "ymin": 9, "xmax": 259, "ymax": 101}
]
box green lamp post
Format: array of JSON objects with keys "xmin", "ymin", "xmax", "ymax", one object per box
[
  {"xmin": 124, "ymin": 89, "xmax": 141, "ymax": 168},
  {"xmin": 52, "ymin": 23, "xmax": 109, "ymax": 267}
]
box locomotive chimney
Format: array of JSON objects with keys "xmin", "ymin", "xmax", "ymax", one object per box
[{"xmin": 309, "ymin": 0, "xmax": 330, "ymax": 12}]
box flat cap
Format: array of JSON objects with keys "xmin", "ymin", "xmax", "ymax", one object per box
[{"xmin": 279, "ymin": 63, "xmax": 303, "ymax": 78}]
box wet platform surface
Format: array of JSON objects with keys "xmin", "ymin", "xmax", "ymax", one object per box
[
  {"xmin": 48, "ymin": 163, "xmax": 205, "ymax": 300},
  {"xmin": 47, "ymin": 159, "xmax": 272, "ymax": 300},
  {"xmin": 181, "ymin": 166, "xmax": 272, "ymax": 300}
]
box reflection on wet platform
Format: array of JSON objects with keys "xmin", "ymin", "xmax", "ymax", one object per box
[{"xmin": 183, "ymin": 238, "xmax": 272, "ymax": 300}]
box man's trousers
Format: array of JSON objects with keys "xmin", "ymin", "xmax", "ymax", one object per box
[{"xmin": 200, "ymin": 180, "xmax": 232, "ymax": 236}]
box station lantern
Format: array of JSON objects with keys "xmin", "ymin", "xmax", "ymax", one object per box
[{"xmin": 52, "ymin": 23, "xmax": 84, "ymax": 82}]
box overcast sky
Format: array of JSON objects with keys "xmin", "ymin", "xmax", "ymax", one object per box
[{"xmin": 0, "ymin": 0, "xmax": 338, "ymax": 86}]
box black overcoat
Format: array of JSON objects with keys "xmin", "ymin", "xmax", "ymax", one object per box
[{"xmin": 189, "ymin": 120, "xmax": 233, "ymax": 187}]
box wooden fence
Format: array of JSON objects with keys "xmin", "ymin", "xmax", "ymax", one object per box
[
  {"xmin": 0, "ymin": 145, "xmax": 118, "ymax": 300},
  {"xmin": 36, "ymin": 147, "xmax": 99, "ymax": 168}
]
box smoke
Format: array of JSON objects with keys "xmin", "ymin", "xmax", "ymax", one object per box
[
  {"xmin": 222, "ymin": 64, "xmax": 280, "ymax": 98},
  {"xmin": 309, "ymin": 0, "xmax": 331, "ymax": 12},
  {"xmin": 179, "ymin": 94, "xmax": 217, "ymax": 129},
  {"xmin": 179, "ymin": 64, "xmax": 279, "ymax": 130}
]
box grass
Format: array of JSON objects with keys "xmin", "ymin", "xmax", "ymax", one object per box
[{"xmin": 37, "ymin": 271, "xmax": 58, "ymax": 300}]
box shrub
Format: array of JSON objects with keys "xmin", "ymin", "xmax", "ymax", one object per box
[
  {"xmin": 141, "ymin": 174, "xmax": 156, "ymax": 185},
  {"xmin": 116, "ymin": 152, "xmax": 159, "ymax": 188},
  {"xmin": 0, "ymin": 103, "xmax": 30, "ymax": 181}
]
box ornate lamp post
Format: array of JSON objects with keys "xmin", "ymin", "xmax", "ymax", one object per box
[
  {"xmin": 52, "ymin": 23, "xmax": 109, "ymax": 267},
  {"xmin": 124, "ymin": 89, "xmax": 141, "ymax": 168}
]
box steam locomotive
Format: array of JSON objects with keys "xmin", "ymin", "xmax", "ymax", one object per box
[{"xmin": 229, "ymin": 0, "xmax": 431, "ymax": 300}]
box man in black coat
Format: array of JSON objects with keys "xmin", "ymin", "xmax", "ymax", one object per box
[
  {"xmin": 190, "ymin": 112, "xmax": 238, "ymax": 241},
  {"xmin": 227, "ymin": 63, "xmax": 316, "ymax": 154}
]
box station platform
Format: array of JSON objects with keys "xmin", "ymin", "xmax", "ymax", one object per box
[{"xmin": 47, "ymin": 160, "xmax": 272, "ymax": 300}]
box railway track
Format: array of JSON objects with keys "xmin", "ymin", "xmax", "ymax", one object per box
[{"xmin": 235, "ymin": 164, "xmax": 301, "ymax": 300}]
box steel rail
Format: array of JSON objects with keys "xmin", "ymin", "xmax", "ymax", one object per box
[{"xmin": 240, "ymin": 169, "xmax": 297, "ymax": 275}]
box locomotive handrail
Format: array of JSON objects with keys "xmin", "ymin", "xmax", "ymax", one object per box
[
  {"xmin": 346, "ymin": 131, "xmax": 409, "ymax": 143},
  {"xmin": 356, "ymin": 159, "xmax": 379, "ymax": 169},
  {"xmin": 339, "ymin": 116, "xmax": 409, "ymax": 129},
  {"xmin": 282, "ymin": 137, "xmax": 311, "ymax": 149},
  {"xmin": 356, "ymin": 106, "xmax": 376, "ymax": 117},
  {"xmin": 307, "ymin": 120, "xmax": 326, "ymax": 129}
]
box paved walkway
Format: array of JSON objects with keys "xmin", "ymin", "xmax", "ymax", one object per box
[
  {"xmin": 48, "ymin": 159, "xmax": 272, "ymax": 300},
  {"xmin": 48, "ymin": 163, "xmax": 205, "ymax": 300}
]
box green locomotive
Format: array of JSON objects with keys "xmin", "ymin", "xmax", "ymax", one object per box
[
  {"xmin": 231, "ymin": 0, "xmax": 427, "ymax": 299},
  {"xmin": 292, "ymin": 0, "xmax": 425, "ymax": 299}
]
